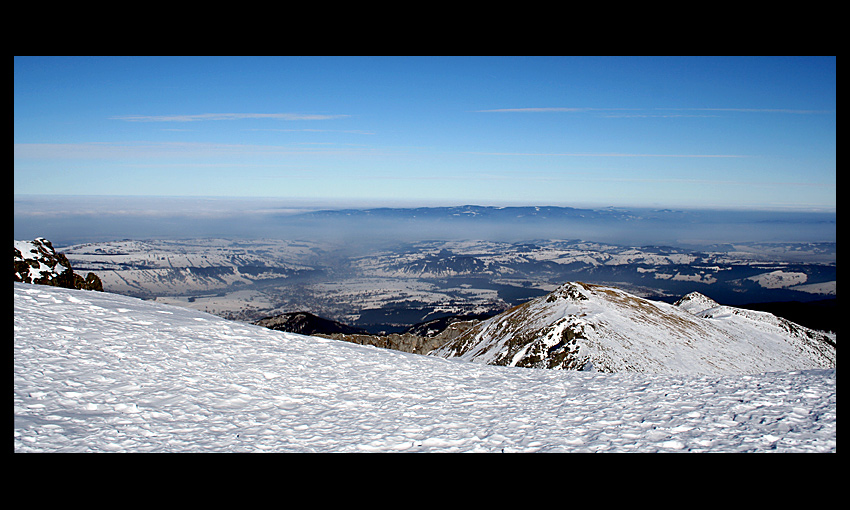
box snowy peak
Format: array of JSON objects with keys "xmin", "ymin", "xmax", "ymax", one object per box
[
  {"xmin": 676, "ymin": 291, "xmax": 835, "ymax": 349},
  {"xmin": 431, "ymin": 282, "xmax": 835, "ymax": 375},
  {"xmin": 544, "ymin": 281, "xmax": 593, "ymax": 302},
  {"xmin": 674, "ymin": 291, "xmax": 721, "ymax": 315}
]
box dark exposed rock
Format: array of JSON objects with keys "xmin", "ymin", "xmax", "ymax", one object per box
[
  {"xmin": 254, "ymin": 311, "xmax": 367, "ymax": 336},
  {"xmin": 76, "ymin": 272, "xmax": 104, "ymax": 292},
  {"xmin": 254, "ymin": 310, "xmax": 483, "ymax": 355},
  {"xmin": 317, "ymin": 318, "xmax": 479, "ymax": 355},
  {"xmin": 402, "ymin": 313, "xmax": 495, "ymax": 337},
  {"xmin": 14, "ymin": 237, "xmax": 103, "ymax": 291}
]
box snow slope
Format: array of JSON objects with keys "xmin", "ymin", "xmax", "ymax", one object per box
[
  {"xmin": 431, "ymin": 283, "xmax": 835, "ymax": 375},
  {"xmin": 14, "ymin": 282, "xmax": 835, "ymax": 452}
]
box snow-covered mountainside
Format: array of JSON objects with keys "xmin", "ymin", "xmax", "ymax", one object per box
[
  {"xmin": 13, "ymin": 283, "xmax": 836, "ymax": 452},
  {"xmin": 431, "ymin": 282, "xmax": 835, "ymax": 375}
]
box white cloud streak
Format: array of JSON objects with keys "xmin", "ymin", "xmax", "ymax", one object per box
[
  {"xmin": 476, "ymin": 107, "xmax": 833, "ymax": 115},
  {"xmin": 13, "ymin": 141, "xmax": 376, "ymax": 159},
  {"xmin": 471, "ymin": 152, "xmax": 748, "ymax": 158},
  {"xmin": 657, "ymin": 108, "xmax": 834, "ymax": 115},
  {"xmin": 110, "ymin": 113, "xmax": 349, "ymax": 122},
  {"xmin": 474, "ymin": 107, "xmax": 636, "ymax": 113},
  {"xmin": 14, "ymin": 142, "xmax": 749, "ymax": 161},
  {"xmin": 246, "ymin": 128, "xmax": 375, "ymax": 135}
]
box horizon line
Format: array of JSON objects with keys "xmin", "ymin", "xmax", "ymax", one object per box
[{"xmin": 13, "ymin": 193, "xmax": 837, "ymax": 214}]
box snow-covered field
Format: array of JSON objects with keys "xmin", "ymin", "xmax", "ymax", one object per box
[{"xmin": 14, "ymin": 283, "xmax": 835, "ymax": 452}]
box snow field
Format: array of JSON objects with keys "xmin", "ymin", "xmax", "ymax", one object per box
[{"xmin": 14, "ymin": 283, "xmax": 835, "ymax": 453}]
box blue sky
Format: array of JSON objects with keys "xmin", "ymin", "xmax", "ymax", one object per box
[{"xmin": 14, "ymin": 56, "xmax": 836, "ymax": 211}]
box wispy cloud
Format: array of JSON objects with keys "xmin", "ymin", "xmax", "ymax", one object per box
[
  {"xmin": 246, "ymin": 128, "xmax": 375, "ymax": 135},
  {"xmin": 476, "ymin": 107, "xmax": 833, "ymax": 115},
  {"xmin": 474, "ymin": 107, "xmax": 636, "ymax": 113},
  {"xmin": 13, "ymin": 141, "xmax": 376, "ymax": 159},
  {"xmin": 471, "ymin": 152, "xmax": 748, "ymax": 158},
  {"xmin": 656, "ymin": 108, "xmax": 834, "ymax": 115},
  {"xmin": 581, "ymin": 176, "xmax": 835, "ymax": 188},
  {"xmin": 110, "ymin": 113, "xmax": 349, "ymax": 122}
]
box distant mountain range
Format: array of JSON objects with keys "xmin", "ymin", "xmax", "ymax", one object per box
[
  {"xmin": 297, "ymin": 205, "xmax": 836, "ymax": 236},
  {"xmin": 301, "ymin": 204, "xmax": 837, "ymax": 225},
  {"xmin": 286, "ymin": 204, "xmax": 836, "ymax": 248},
  {"xmin": 302, "ymin": 205, "xmax": 638, "ymax": 221}
]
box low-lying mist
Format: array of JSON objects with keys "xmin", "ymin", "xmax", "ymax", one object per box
[{"xmin": 14, "ymin": 195, "xmax": 836, "ymax": 250}]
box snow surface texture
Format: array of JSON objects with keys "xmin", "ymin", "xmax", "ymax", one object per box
[{"xmin": 14, "ymin": 283, "xmax": 835, "ymax": 453}]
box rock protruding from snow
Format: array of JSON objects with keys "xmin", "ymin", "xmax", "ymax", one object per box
[
  {"xmin": 255, "ymin": 311, "xmax": 368, "ymax": 336},
  {"xmin": 431, "ymin": 282, "xmax": 835, "ymax": 375},
  {"xmin": 14, "ymin": 238, "xmax": 103, "ymax": 291}
]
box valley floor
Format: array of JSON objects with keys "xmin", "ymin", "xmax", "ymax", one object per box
[{"xmin": 14, "ymin": 283, "xmax": 835, "ymax": 453}]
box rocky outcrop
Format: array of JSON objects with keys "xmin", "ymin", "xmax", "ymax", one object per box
[
  {"xmin": 254, "ymin": 310, "xmax": 483, "ymax": 355},
  {"xmin": 317, "ymin": 318, "xmax": 479, "ymax": 355},
  {"xmin": 14, "ymin": 238, "xmax": 102, "ymax": 291},
  {"xmin": 255, "ymin": 311, "xmax": 367, "ymax": 336}
]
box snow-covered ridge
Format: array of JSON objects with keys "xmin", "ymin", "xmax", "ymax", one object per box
[
  {"xmin": 13, "ymin": 283, "xmax": 836, "ymax": 452},
  {"xmin": 431, "ymin": 283, "xmax": 835, "ymax": 375}
]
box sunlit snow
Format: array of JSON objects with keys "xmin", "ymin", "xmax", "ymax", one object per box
[{"xmin": 14, "ymin": 283, "xmax": 835, "ymax": 452}]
